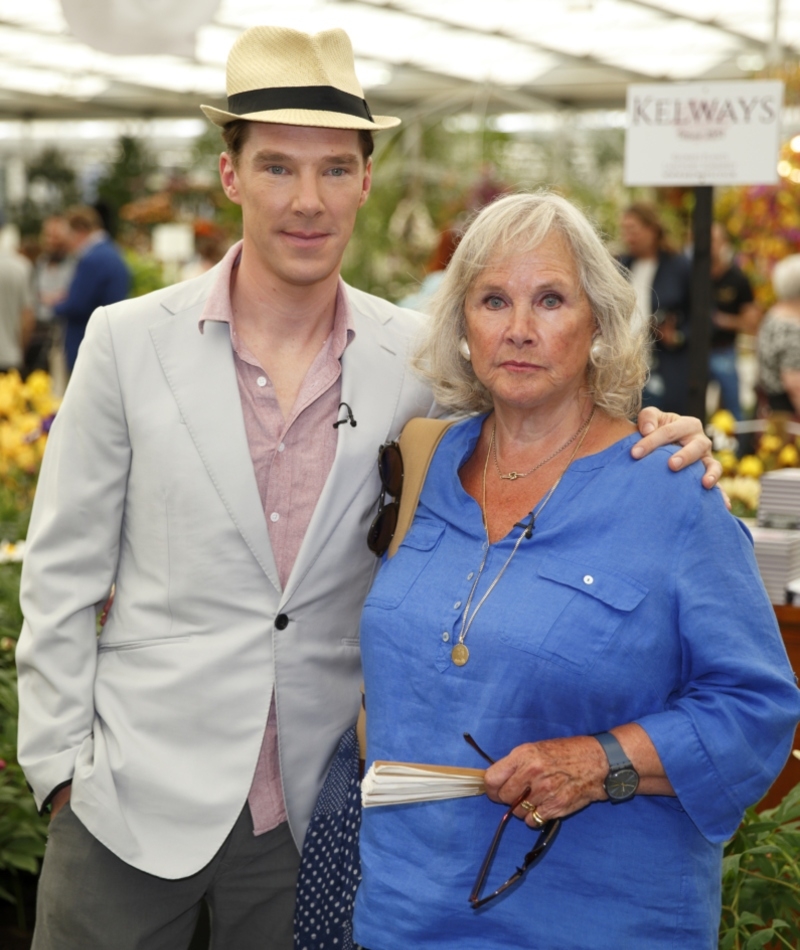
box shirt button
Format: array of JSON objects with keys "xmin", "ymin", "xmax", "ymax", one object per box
[
  {"xmin": 442, "ymin": 632, "xmax": 450, "ymax": 642},
  {"xmin": 275, "ymin": 614, "xmax": 289, "ymax": 630},
  {"xmin": 256, "ymin": 376, "xmax": 267, "ymax": 387},
  {"xmin": 467, "ymin": 572, "xmax": 474, "ymax": 580},
  {"xmin": 278, "ymin": 443, "xmax": 285, "ymax": 453},
  {"xmin": 270, "ymin": 512, "xmax": 280, "ymax": 523},
  {"xmin": 453, "ymin": 601, "xmax": 462, "ymax": 610},
  {"xmin": 583, "ymin": 575, "xmax": 594, "ymax": 585}
]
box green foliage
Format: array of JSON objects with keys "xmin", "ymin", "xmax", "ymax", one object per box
[
  {"xmin": 96, "ymin": 136, "xmax": 158, "ymax": 233},
  {"xmin": 0, "ymin": 482, "xmax": 31, "ymax": 547},
  {"xmin": 0, "ymin": 564, "xmax": 47, "ymax": 907},
  {"xmin": 720, "ymin": 784, "xmax": 800, "ymax": 948},
  {"xmin": 123, "ymin": 249, "xmax": 166, "ymax": 298}
]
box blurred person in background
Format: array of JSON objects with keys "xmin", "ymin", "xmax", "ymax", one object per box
[
  {"xmin": 181, "ymin": 223, "xmax": 229, "ymax": 281},
  {"xmin": 54, "ymin": 206, "xmax": 130, "ymax": 372},
  {"xmin": 26, "ymin": 215, "xmax": 75, "ymax": 378},
  {"xmin": 709, "ymin": 223, "xmax": 759, "ymax": 421},
  {"xmin": 399, "ymin": 227, "xmax": 460, "ymax": 312},
  {"xmin": 757, "ymin": 254, "xmax": 800, "ymax": 416},
  {"xmin": 0, "ymin": 227, "xmax": 35, "ymax": 374},
  {"xmin": 619, "ymin": 202, "xmax": 692, "ymax": 415}
]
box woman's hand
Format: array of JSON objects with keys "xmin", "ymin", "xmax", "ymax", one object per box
[
  {"xmin": 483, "ymin": 736, "xmax": 608, "ymax": 827},
  {"xmin": 483, "ymin": 725, "xmax": 675, "ymax": 828},
  {"xmin": 631, "ymin": 407, "xmax": 720, "ymax": 489}
]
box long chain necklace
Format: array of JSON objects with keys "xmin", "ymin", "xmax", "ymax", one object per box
[
  {"xmin": 493, "ymin": 409, "xmax": 595, "ymax": 481},
  {"xmin": 450, "ymin": 407, "xmax": 596, "ymax": 668}
]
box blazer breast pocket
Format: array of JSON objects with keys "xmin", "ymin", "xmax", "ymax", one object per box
[
  {"xmin": 364, "ymin": 521, "xmax": 445, "ymax": 610},
  {"xmin": 501, "ymin": 555, "xmax": 648, "ymax": 672}
]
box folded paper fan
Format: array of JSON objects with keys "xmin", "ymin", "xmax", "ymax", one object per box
[{"xmin": 361, "ymin": 761, "xmax": 486, "ymax": 807}]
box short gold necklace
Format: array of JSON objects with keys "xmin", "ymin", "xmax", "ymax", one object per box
[
  {"xmin": 450, "ymin": 407, "xmax": 596, "ymax": 668},
  {"xmin": 492, "ymin": 409, "xmax": 595, "ymax": 481}
]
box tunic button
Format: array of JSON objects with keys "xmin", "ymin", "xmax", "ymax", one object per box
[
  {"xmin": 278, "ymin": 443, "xmax": 285, "ymax": 453},
  {"xmin": 257, "ymin": 376, "xmax": 267, "ymax": 387},
  {"xmin": 467, "ymin": 572, "xmax": 474, "ymax": 580},
  {"xmin": 442, "ymin": 632, "xmax": 450, "ymax": 642},
  {"xmin": 270, "ymin": 512, "xmax": 280, "ymax": 523},
  {"xmin": 453, "ymin": 601, "xmax": 462, "ymax": 610},
  {"xmin": 275, "ymin": 614, "xmax": 289, "ymax": 630},
  {"xmin": 583, "ymin": 575, "xmax": 594, "ymax": 585}
]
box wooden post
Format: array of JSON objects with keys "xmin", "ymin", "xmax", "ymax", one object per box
[{"xmin": 687, "ymin": 186, "xmax": 713, "ymax": 420}]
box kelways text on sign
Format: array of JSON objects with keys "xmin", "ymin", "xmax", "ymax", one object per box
[{"xmin": 624, "ymin": 81, "xmax": 784, "ymax": 187}]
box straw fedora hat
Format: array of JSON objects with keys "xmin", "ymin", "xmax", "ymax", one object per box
[{"xmin": 201, "ymin": 26, "xmax": 400, "ymax": 132}]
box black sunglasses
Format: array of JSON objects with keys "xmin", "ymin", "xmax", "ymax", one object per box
[
  {"xmin": 367, "ymin": 442, "xmax": 404, "ymax": 556},
  {"xmin": 463, "ymin": 733, "xmax": 561, "ymax": 909}
]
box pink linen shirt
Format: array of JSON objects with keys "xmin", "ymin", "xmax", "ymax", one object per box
[{"xmin": 199, "ymin": 242, "xmax": 355, "ymax": 834}]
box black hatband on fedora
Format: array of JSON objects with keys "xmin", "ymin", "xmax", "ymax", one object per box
[{"xmin": 227, "ymin": 85, "xmax": 374, "ymax": 123}]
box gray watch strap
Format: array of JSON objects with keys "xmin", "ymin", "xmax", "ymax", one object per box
[{"xmin": 593, "ymin": 731, "xmax": 632, "ymax": 771}]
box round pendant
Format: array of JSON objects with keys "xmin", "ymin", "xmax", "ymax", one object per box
[{"xmin": 451, "ymin": 643, "xmax": 470, "ymax": 666}]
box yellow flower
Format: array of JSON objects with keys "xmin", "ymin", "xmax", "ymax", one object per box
[
  {"xmin": 710, "ymin": 409, "xmax": 737, "ymax": 436},
  {"xmin": 758, "ymin": 434, "xmax": 784, "ymax": 458},
  {"xmin": 714, "ymin": 450, "xmax": 739, "ymax": 476},
  {"xmin": 738, "ymin": 455, "xmax": 764, "ymax": 478},
  {"xmin": 778, "ymin": 443, "xmax": 800, "ymax": 467}
]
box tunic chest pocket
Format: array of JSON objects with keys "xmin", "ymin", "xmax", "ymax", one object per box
[
  {"xmin": 364, "ymin": 522, "xmax": 446, "ymax": 609},
  {"xmin": 500, "ymin": 555, "xmax": 648, "ymax": 672}
]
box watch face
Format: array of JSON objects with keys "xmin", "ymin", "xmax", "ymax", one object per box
[{"xmin": 606, "ymin": 767, "xmax": 639, "ymax": 802}]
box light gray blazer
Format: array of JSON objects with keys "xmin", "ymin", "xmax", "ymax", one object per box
[{"xmin": 16, "ymin": 267, "xmax": 436, "ymax": 878}]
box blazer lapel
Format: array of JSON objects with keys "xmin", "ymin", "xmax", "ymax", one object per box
[
  {"xmin": 281, "ymin": 301, "xmax": 405, "ymax": 605},
  {"xmin": 149, "ymin": 300, "xmax": 281, "ymax": 595}
]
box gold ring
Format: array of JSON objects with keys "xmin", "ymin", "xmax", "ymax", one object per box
[
  {"xmin": 520, "ymin": 799, "xmax": 536, "ymax": 813},
  {"xmin": 530, "ymin": 808, "xmax": 546, "ymax": 827}
]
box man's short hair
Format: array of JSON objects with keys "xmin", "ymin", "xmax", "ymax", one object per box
[
  {"xmin": 220, "ymin": 119, "xmax": 374, "ymax": 168},
  {"xmin": 66, "ymin": 206, "xmax": 103, "ymax": 233}
]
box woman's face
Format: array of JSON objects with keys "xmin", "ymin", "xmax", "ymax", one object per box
[
  {"xmin": 620, "ymin": 213, "xmax": 659, "ymax": 259},
  {"xmin": 463, "ymin": 232, "xmax": 596, "ymax": 415}
]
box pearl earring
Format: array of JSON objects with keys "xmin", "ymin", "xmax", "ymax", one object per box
[
  {"xmin": 458, "ymin": 337, "xmax": 471, "ymax": 361},
  {"xmin": 591, "ymin": 339, "xmax": 603, "ymax": 360}
]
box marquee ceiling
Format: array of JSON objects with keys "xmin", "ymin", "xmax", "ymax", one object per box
[{"xmin": 0, "ymin": 0, "xmax": 797, "ymax": 124}]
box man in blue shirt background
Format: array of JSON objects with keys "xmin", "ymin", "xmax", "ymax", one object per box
[{"xmin": 54, "ymin": 205, "xmax": 130, "ymax": 371}]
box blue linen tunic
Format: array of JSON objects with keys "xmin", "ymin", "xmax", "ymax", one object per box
[{"xmin": 353, "ymin": 416, "xmax": 800, "ymax": 950}]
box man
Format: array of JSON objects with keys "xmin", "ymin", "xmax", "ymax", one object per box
[
  {"xmin": 17, "ymin": 25, "xmax": 717, "ymax": 950},
  {"xmin": 25, "ymin": 215, "xmax": 75, "ymax": 378},
  {"xmin": 53, "ymin": 205, "xmax": 130, "ymax": 371},
  {"xmin": 0, "ymin": 237, "xmax": 34, "ymax": 374},
  {"xmin": 709, "ymin": 222, "xmax": 759, "ymax": 420}
]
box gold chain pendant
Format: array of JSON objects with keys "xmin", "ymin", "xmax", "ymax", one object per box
[{"xmin": 451, "ymin": 643, "xmax": 470, "ymax": 666}]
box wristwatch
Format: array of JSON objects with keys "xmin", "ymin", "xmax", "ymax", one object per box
[{"xmin": 593, "ymin": 731, "xmax": 639, "ymax": 803}]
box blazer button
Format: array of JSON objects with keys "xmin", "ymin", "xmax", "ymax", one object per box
[{"xmin": 275, "ymin": 614, "xmax": 289, "ymax": 630}]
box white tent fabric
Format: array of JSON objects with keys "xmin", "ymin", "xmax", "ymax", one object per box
[
  {"xmin": 61, "ymin": 0, "xmax": 221, "ymax": 57},
  {"xmin": 0, "ymin": 0, "xmax": 796, "ymax": 121}
]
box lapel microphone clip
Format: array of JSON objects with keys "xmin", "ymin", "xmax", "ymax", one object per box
[{"xmin": 333, "ymin": 402, "xmax": 357, "ymax": 428}]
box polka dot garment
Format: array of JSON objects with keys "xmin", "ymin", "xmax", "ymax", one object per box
[{"xmin": 294, "ymin": 725, "xmax": 363, "ymax": 950}]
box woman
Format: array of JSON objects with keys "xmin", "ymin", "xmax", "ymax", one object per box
[
  {"xmin": 353, "ymin": 193, "xmax": 800, "ymax": 949},
  {"xmin": 619, "ymin": 202, "xmax": 691, "ymax": 414},
  {"xmin": 758, "ymin": 254, "xmax": 800, "ymax": 415}
]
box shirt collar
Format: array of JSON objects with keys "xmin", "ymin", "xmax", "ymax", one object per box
[
  {"xmin": 198, "ymin": 239, "xmax": 355, "ymax": 358},
  {"xmin": 76, "ymin": 230, "xmax": 106, "ymax": 259}
]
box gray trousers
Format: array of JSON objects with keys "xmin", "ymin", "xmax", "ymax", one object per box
[{"xmin": 32, "ymin": 802, "xmax": 300, "ymax": 950}]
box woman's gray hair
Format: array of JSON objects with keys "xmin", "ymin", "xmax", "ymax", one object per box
[
  {"xmin": 412, "ymin": 192, "xmax": 648, "ymax": 419},
  {"xmin": 772, "ymin": 254, "xmax": 800, "ymax": 302}
]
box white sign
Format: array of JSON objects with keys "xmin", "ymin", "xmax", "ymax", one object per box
[
  {"xmin": 624, "ymin": 80, "xmax": 784, "ymax": 187},
  {"xmin": 152, "ymin": 223, "xmax": 195, "ymax": 263}
]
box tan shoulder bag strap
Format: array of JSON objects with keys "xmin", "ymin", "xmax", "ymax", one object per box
[
  {"xmin": 387, "ymin": 417, "xmax": 455, "ymax": 559},
  {"xmin": 358, "ymin": 416, "xmax": 455, "ymax": 764}
]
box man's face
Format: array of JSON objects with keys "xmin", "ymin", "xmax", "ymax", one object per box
[
  {"xmin": 219, "ymin": 123, "xmax": 371, "ymax": 291},
  {"xmin": 41, "ymin": 218, "xmax": 72, "ymax": 258}
]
